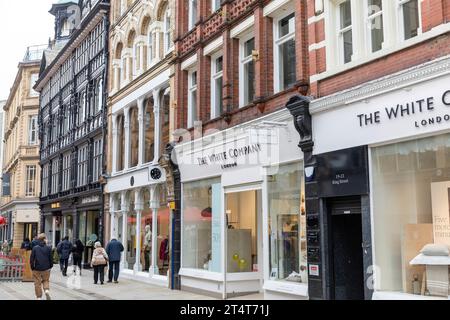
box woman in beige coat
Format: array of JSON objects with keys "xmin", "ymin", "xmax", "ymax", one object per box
[{"xmin": 91, "ymin": 242, "xmax": 109, "ymax": 285}]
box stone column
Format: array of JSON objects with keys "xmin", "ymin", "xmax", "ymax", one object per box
[
  {"xmin": 62, "ymin": 215, "xmax": 67, "ymax": 238},
  {"xmin": 112, "ymin": 114, "xmax": 118, "ymax": 173},
  {"xmin": 149, "ymin": 185, "xmax": 160, "ymax": 275},
  {"xmin": 134, "ymin": 190, "xmax": 143, "ymax": 273},
  {"xmin": 124, "ymin": 107, "xmax": 131, "ymax": 170},
  {"xmin": 109, "ymin": 195, "xmax": 116, "ymax": 240},
  {"xmin": 137, "ymin": 98, "xmax": 145, "ymax": 166},
  {"xmin": 120, "ymin": 191, "xmax": 129, "ymax": 269},
  {"xmin": 153, "ymin": 89, "xmax": 162, "ymax": 163}
]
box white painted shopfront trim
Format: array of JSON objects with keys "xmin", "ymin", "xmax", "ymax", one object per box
[
  {"xmin": 176, "ymin": 108, "xmax": 306, "ymax": 299},
  {"xmin": 310, "ymin": 55, "xmax": 450, "ymax": 300},
  {"xmin": 121, "ymin": 269, "xmax": 168, "ymax": 288}
]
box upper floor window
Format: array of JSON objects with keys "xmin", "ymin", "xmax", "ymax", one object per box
[
  {"xmin": 61, "ymin": 19, "xmax": 71, "ymax": 37},
  {"xmin": 275, "ymin": 13, "xmax": 297, "ymax": 91},
  {"xmin": 367, "ymin": 0, "xmax": 384, "ymax": 52},
  {"xmin": 148, "ymin": 32, "xmax": 154, "ymax": 65},
  {"xmin": 62, "ymin": 153, "xmax": 71, "ymax": 191},
  {"xmin": 164, "ymin": 8, "xmax": 173, "ymax": 54},
  {"xmin": 338, "ymin": 0, "xmax": 353, "ymax": 64},
  {"xmin": 97, "ymin": 79, "xmax": 103, "ymax": 113},
  {"xmin": 187, "ymin": 69, "xmax": 198, "ymax": 128},
  {"xmin": 92, "ymin": 138, "xmax": 103, "ymax": 182},
  {"xmin": 211, "ymin": 55, "xmax": 223, "ymax": 119},
  {"xmin": 51, "ymin": 160, "xmax": 59, "ymax": 195},
  {"xmin": 120, "ymin": 0, "xmax": 127, "ymax": 15},
  {"xmin": 77, "ymin": 145, "xmax": 88, "ymax": 187},
  {"xmin": 212, "ymin": 0, "xmax": 221, "ymax": 12},
  {"xmin": 25, "ymin": 165, "xmax": 36, "ymax": 197},
  {"xmin": 78, "ymin": 92, "xmax": 87, "ymax": 125},
  {"xmin": 28, "ymin": 115, "xmax": 38, "ymax": 145},
  {"xmin": 240, "ymin": 36, "xmax": 255, "ymax": 107},
  {"xmin": 188, "ymin": 0, "xmax": 198, "ymax": 31},
  {"xmin": 29, "ymin": 73, "xmax": 39, "ymax": 97},
  {"xmin": 42, "ymin": 164, "xmax": 49, "ymax": 197},
  {"xmin": 399, "ymin": 0, "xmax": 420, "ymax": 40}
]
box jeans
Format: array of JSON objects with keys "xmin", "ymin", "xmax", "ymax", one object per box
[
  {"xmin": 60, "ymin": 259, "xmax": 69, "ymax": 275},
  {"xmin": 73, "ymin": 256, "xmax": 82, "ymax": 274},
  {"xmin": 32, "ymin": 270, "xmax": 51, "ymax": 298},
  {"xmin": 108, "ymin": 261, "xmax": 120, "ymax": 282},
  {"xmin": 93, "ymin": 265, "xmax": 106, "ymax": 284}
]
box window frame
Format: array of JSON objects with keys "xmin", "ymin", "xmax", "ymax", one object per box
[
  {"xmin": 187, "ymin": 68, "xmax": 198, "ymax": 128},
  {"xmin": 336, "ymin": 0, "xmax": 353, "ymax": 65},
  {"xmin": 274, "ymin": 11, "xmax": 297, "ymax": 93},
  {"xmin": 28, "ymin": 115, "xmax": 38, "ymax": 145},
  {"xmin": 239, "ymin": 32, "xmax": 256, "ymax": 108},
  {"xmin": 29, "ymin": 73, "xmax": 39, "ymax": 97},
  {"xmin": 164, "ymin": 8, "xmax": 174, "ymax": 55},
  {"xmin": 397, "ymin": 0, "xmax": 422, "ymax": 41},
  {"xmin": 92, "ymin": 138, "xmax": 103, "ymax": 183},
  {"xmin": 25, "ymin": 165, "xmax": 37, "ymax": 197},
  {"xmin": 210, "ymin": 53, "xmax": 224, "ymax": 119},
  {"xmin": 365, "ymin": 0, "xmax": 385, "ymax": 53},
  {"xmin": 188, "ymin": 0, "xmax": 198, "ymax": 31},
  {"xmin": 211, "ymin": 0, "xmax": 221, "ymax": 12},
  {"xmin": 62, "ymin": 152, "xmax": 71, "ymax": 191}
]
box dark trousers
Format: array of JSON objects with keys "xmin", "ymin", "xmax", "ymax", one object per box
[
  {"xmin": 108, "ymin": 261, "xmax": 120, "ymax": 282},
  {"xmin": 73, "ymin": 256, "xmax": 82, "ymax": 274},
  {"xmin": 60, "ymin": 258, "xmax": 69, "ymax": 275},
  {"xmin": 93, "ymin": 265, "xmax": 106, "ymax": 284}
]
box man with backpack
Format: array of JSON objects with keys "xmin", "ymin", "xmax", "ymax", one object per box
[{"xmin": 30, "ymin": 233, "xmax": 53, "ymax": 300}]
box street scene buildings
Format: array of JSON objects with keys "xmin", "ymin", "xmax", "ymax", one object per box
[{"xmin": 0, "ymin": 0, "xmax": 450, "ymax": 301}]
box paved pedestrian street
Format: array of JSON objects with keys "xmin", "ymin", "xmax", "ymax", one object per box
[{"xmin": 0, "ymin": 267, "xmax": 215, "ymax": 300}]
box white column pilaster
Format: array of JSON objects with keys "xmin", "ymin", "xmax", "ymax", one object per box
[
  {"xmin": 120, "ymin": 191, "xmax": 129, "ymax": 269},
  {"xmin": 112, "ymin": 114, "xmax": 118, "ymax": 173},
  {"xmin": 52, "ymin": 217, "xmax": 56, "ymax": 247},
  {"xmin": 134, "ymin": 190, "xmax": 143, "ymax": 273},
  {"xmin": 137, "ymin": 98, "xmax": 145, "ymax": 166},
  {"xmin": 109, "ymin": 195, "xmax": 116, "ymax": 240},
  {"xmin": 149, "ymin": 186, "xmax": 160, "ymax": 276},
  {"xmin": 152, "ymin": 89, "xmax": 162, "ymax": 164},
  {"xmin": 124, "ymin": 107, "xmax": 131, "ymax": 170}
]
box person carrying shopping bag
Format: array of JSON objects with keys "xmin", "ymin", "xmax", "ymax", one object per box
[{"xmin": 91, "ymin": 242, "xmax": 108, "ymax": 285}]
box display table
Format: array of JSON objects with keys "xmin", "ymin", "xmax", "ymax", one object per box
[{"xmin": 410, "ymin": 254, "xmax": 450, "ymax": 297}]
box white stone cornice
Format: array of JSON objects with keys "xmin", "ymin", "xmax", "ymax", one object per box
[{"xmin": 310, "ymin": 55, "xmax": 450, "ymax": 115}]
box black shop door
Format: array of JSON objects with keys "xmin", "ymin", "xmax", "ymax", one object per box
[{"xmin": 329, "ymin": 197, "xmax": 364, "ymax": 300}]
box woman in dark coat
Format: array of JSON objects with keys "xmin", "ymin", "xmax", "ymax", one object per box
[{"xmin": 72, "ymin": 239, "xmax": 84, "ymax": 275}]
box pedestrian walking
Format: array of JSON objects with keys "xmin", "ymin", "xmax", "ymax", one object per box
[
  {"xmin": 72, "ymin": 239, "xmax": 84, "ymax": 275},
  {"xmin": 30, "ymin": 233, "xmax": 53, "ymax": 300},
  {"xmin": 91, "ymin": 242, "xmax": 108, "ymax": 285},
  {"xmin": 56, "ymin": 236, "xmax": 73, "ymax": 276},
  {"xmin": 31, "ymin": 235, "xmax": 40, "ymax": 249},
  {"xmin": 1, "ymin": 240, "xmax": 9, "ymax": 255},
  {"xmin": 105, "ymin": 238, "xmax": 124, "ymax": 283},
  {"xmin": 21, "ymin": 238, "xmax": 32, "ymax": 251}
]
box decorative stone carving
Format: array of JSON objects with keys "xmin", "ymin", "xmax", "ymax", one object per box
[{"xmin": 286, "ymin": 95, "xmax": 314, "ymax": 152}]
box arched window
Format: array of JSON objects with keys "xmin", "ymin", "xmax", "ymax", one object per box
[{"xmin": 163, "ymin": 8, "xmax": 172, "ymax": 54}]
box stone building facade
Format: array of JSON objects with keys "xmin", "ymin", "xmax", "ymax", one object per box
[{"xmin": 0, "ymin": 46, "xmax": 44, "ymax": 249}]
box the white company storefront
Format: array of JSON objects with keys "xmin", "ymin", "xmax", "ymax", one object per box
[
  {"xmin": 175, "ymin": 109, "xmax": 308, "ymax": 299},
  {"xmin": 310, "ymin": 55, "xmax": 450, "ymax": 300}
]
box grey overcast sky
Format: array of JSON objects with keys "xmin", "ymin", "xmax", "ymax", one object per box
[{"xmin": 0, "ymin": 0, "xmax": 55, "ymax": 100}]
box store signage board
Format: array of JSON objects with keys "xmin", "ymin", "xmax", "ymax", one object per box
[
  {"xmin": 312, "ymin": 74, "xmax": 450, "ymax": 155},
  {"xmin": 176, "ymin": 122, "xmax": 303, "ymax": 182},
  {"xmin": 309, "ymin": 264, "xmax": 320, "ymax": 277},
  {"xmin": 431, "ymin": 181, "xmax": 450, "ymax": 246},
  {"xmin": 315, "ymin": 146, "xmax": 369, "ymax": 197}
]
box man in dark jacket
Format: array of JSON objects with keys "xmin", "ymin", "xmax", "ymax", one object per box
[
  {"xmin": 31, "ymin": 235, "xmax": 40, "ymax": 249},
  {"xmin": 30, "ymin": 234, "xmax": 53, "ymax": 300},
  {"xmin": 106, "ymin": 238, "xmax": 124, "ymax": 283},
  {"xmin": 57, "ymin": 236, "xmax": 73, "ymax": 276}
]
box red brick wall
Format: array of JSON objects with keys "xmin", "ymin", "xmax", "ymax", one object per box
[
  {"xmin": 306, "ymin": 0, "xmax": 450, "ymax": 98},
  {"xmin": 173, "ymin": 0, "xmax": 309, "ymax": 138}
]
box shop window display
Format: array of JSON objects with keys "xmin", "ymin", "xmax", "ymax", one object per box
[
  {"xmin": 268, "ymin": 162, "xmax": 307, "ymax": 283},
  {"xmin": 141, "ymin": 190, "xmax": 152, "ymax": 272},
  {"xmin": 372, "ymin": 134, "xmax": 450, "ymax": 297},
  {"xmin": 182, "ymin": 177, "xmax": 221, "ymax": 271},
  {"xmin": 226, "ymin": 190, "xmax": 261, "ymax": 273}
]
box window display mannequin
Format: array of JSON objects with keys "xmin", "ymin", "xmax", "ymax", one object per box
[{"xmin": 144, "ymin": 225, "xmax": 151, "ymax": 271}]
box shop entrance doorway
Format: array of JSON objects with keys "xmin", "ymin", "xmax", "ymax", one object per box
[
  {"xmin": 328, "ymin": 196, "xmax": 364, "ymax": 300},
  {"xmin": 225, "ymin": 187, "xmax": 263, "ymax": 296}
]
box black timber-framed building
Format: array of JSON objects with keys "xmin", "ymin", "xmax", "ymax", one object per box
[{"xmin": 35, "ymin": 0, "xmax": 110, "ymax": 266}]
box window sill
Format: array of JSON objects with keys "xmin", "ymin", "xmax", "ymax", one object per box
[
  {"xmin": 263, "ymin": 280, "xmax": 308, "ymax": 297},
  {"xmin": 312, "ymin": 23, "xmax": 450, "ymax": 83}
]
